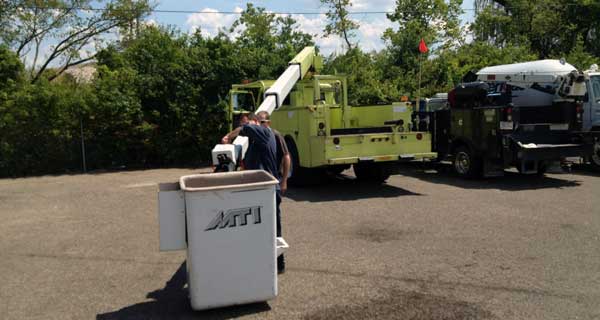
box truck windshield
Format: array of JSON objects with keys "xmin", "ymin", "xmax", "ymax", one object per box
[
  {"xmin": 591, "ymin": 76, "xmax": 600, "ymax": 100},
  {"xmin": 232, "ymin": 92, "xmax": 255, "ymax": 112}
]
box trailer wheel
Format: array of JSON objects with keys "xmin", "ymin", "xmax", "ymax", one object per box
[
  {"xmin": 286, "ymin": 138, "xmax": 323, "ymax": 186},
  {"xmin": 453, "ymin": 146, "xmax": 481, "ymax": 178},
  {"xmin": 353, "ymin": 163, "xmax": 391, "ymax": 184}
]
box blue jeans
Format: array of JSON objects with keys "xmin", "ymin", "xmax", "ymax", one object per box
[
  {"xmin": 275, "ymin": 189, "xmax": 282, "ymax": 237},
  {"xmin": 276, "ymin": 189, "xmax": 284, "ymax": 270}
]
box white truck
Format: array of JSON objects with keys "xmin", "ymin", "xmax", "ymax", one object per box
[
  {"xmin": 581, "ymin": 64, "xmax": 600, "ymax": 168},
  {"xmin": 476, "ymin": 59, "xmax": 599, "ymax": 169}
]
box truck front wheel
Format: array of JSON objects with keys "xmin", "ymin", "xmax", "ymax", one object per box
[
  {"xmin": 353, "ymin": 163, "xmax": 391, "ymax": 184},
  {"xmin": 453, "ymin": 146, "xmax": 482, "ymax": 178},
  {"xmin": 287, "ymin": 138, "xmax": 323, "ymax": 186}
]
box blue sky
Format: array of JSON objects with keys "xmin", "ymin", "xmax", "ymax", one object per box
[{"xmin": 147, "ymin": 0, "xmax": 476, "ymax": 55}]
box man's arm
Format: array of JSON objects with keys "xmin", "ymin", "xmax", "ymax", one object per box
[
  {"xmin": 275, "ymin": 132, "xmax": 291, "ymax": 193},
  {"xmin": 221, "ymin": 127, "xmax": 242, "ymax": 144},
  {"xmin": 280, "ymin": 153, "xmax": 291, "ymax": 193}
]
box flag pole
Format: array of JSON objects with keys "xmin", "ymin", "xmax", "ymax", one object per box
[
  {"xmin": 417, "ymin": 52, "xmax": 422, "ymax": 112},
  {"xmin": 417, "ymin": 38, "xmax": 426, "ymax": 112}
]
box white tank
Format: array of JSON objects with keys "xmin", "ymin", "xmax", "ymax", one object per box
[
  {"xmin": 477, "ymin": 60, "xmax": 579, "ymax": 107},
  {"xmin": 477, "ymin": 60, "xmax": 577, "ymax": 82}
]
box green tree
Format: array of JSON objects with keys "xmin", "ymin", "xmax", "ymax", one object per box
[
  {"xmin": 472, "ymin": 0, "xmax": 600, "ymax": 59},
  {"xmin": 384, "ymin": 0, "xmax": 464, "ymax": 63},
  {"xmin": 1, "ymin": 0, "xmax": 152, "ymax": 83},
  {"xmin": 230, "ymin": 3, "xmax": 314, "ymax": 80},
  {"xmin": 320, "ymin": 0, "xmax": 359, "ymax": 51},
  {"xmin": 0, "ymin": 46, "xmax": 24, "ymax": 90},
  {"xmin": 381, "ymin": 0, "xmax": 463, "ymax": 96},
  {"xmin": 324, "ymin": 48, "xmax": 399, "ymax": 105},
  {"xmin": 0, "ymin": 75, "xmax": 91, "ymax": 176},
  {"xmin": 565, "ymin": 35, "xmax": 599, "ymax": 71}
]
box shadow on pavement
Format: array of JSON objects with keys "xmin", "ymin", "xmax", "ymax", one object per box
[
  {"xmin": 96, "ymin": 261, "xmax": 271, "ymax": 320},
  {"xmin": 395, "ymin": 163, "xmax": 582, "ymax": 191},
  {"xmin": 285, "ymin": 174, "xmax": 422, "ymax": 202}
]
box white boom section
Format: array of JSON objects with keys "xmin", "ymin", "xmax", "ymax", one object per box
[
  {"xmin": 211, "ymin": 136, "xmax": 249, "ymax": 172},
  {"xmin": 255, "ymin": 65, "xmax": 301, "ymax": 115},
  {"xmin": 256, "ymin": 46, "xmax": 316, "ymax": 115}
]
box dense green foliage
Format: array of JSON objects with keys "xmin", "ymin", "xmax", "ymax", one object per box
[
  {"xmin": 471, "ymin": 0, "xmax": 600, "ymax": 59},
  {"xmin": 0, "ymin": 0, "xmax": 598, "ymax": 177}
]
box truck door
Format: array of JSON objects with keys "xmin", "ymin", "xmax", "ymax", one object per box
[
  {"xmin": 450, "ymin": 85, "xmax": 486, "ymax": 147},
  {"xmin": 450, "ymin": 101, "xmax": 467, "ymax": 140}
]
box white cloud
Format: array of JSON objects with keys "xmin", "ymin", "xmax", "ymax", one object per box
[
  {"xmin": 357, "ymin": 18, "xmax": 394, "ymax": 52},
  {"xmin": 463, "ymin": 22, "xmax": 474, "ymax": 44},
  {"xmin": 144, "ymin": 19, "xmax": 158, "ymax": 27},
  {"xmin": 184, "ymin": 6, "xmax": 394, "ymax": 55},
  {"xmin": 351, "ymin": 0, "xmax": 395, "ymax": 11},
  {"xmin": 292, "ymin": 13, "xmax": 326, "ymax": 36},
  {"xmin": 186, "ymin": 6, "xmax": 243, "ymax": 38},
  {"xmin": 293, "ymin": 13, "xmax": 344, "ymax": 55},
  {"xmin": 293, "ymin": 13, "xmax": 392, "ymax": 55}
]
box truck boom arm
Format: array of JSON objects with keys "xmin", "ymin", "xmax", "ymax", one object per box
[{"xmin": 256, "ymin": 46, "xmax": 318, "ymax": 115}]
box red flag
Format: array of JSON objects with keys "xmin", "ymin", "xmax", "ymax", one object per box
[{"xmin": 418, "ymin": 38, "xmax": 428, "ymax": 54}]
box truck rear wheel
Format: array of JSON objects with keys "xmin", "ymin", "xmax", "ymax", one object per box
[
  {"xmin": 353, "ymin": 163, "xmax": 391, "ymax": 184},
  {"xmin": 453, "ymin": 146, "xmax": 482, "ymax": 178}
]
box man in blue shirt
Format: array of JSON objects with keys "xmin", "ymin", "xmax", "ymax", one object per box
[
  {"xmin": 239, "ymin": 116, "xmax": 280, "ymax": 180},
  {"xmin": 256, "ymin": 111, "xmax": 290, "ymax": 274},
  {"xmin": 238, "ymin": 113, "xmax": 286, "ymax": 273}
]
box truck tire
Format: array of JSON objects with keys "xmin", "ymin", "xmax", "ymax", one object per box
[
  {"xmin": 452, "ymin": 146, "xmax": 482, "ymax": 178},
  {"xmin": 287, "ymin": 138, "xmax": 323, "ymax": 186},
  {"xmin": 353, "ymin": 163, "xmax": 391, "ymax": 184}
]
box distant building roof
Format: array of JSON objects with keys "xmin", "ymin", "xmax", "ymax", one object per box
[{"xmin": 63, "ymin": 62, "xmax": 97, "ymax": 83}]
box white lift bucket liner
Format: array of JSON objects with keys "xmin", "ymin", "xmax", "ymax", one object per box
[{"xmin": 158, "ymin": 170, "xmax": 287, "ymax": 310}]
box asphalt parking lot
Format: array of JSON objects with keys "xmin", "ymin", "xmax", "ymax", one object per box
[{"xmin": 1, "ymin": 164, "xmax": 599, "ymax": 320}]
